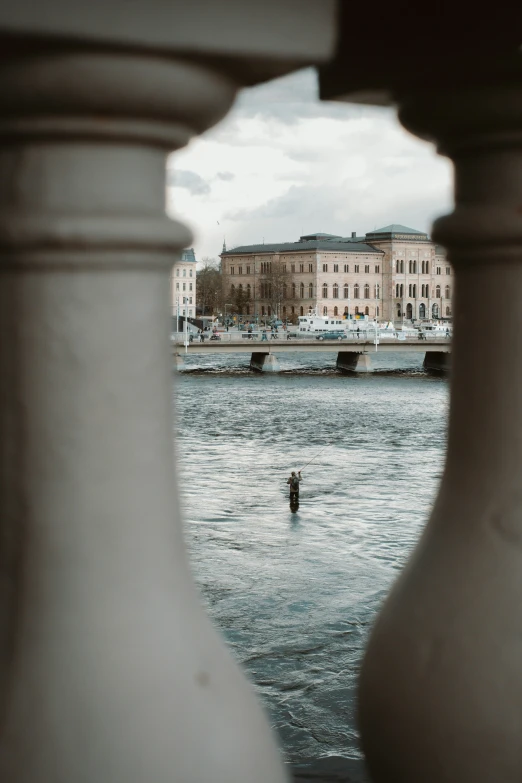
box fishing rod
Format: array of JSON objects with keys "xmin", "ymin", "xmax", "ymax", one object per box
[{"xmin": 298, "ymin": 441, "xmax": 333, "ymax": 473}]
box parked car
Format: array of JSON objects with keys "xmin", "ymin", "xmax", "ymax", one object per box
[
  {"xmin": 210, "ymin": 334, "xmax": 221, "ymax": 341},
  {"xmin": 316, "ymin": 331, "xmax": 347, "ymax": 341}
]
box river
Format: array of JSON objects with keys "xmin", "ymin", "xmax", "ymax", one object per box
[{"xmin": 174, "ymin": 350, "xmax": 449, "ymax": 774}]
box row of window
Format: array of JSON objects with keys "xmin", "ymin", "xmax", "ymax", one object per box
[
  {"xmin": 231, "ymin": 282, "xmax": 382, "ymax": 300},
  {"xmin": 399, "ymin": 303, "xmax": 452, "ymax": 318},
  {"xmin": 256, "ymin": 304, "xmax": 380, "ymax": 318},
  {"xmin": 175, "ymin": 268, "xmax": 193, "ymax": 277},
  {"xmin": 395, "ymin": 283, "xmax": 451, "ymax": 298},
  {"xmin": 175, "ymin": 282, "xmax": 194, "ymax": 292},
  {"xmin": 230, "ymin": 262, "xmax": 450, "ymax": 276}
]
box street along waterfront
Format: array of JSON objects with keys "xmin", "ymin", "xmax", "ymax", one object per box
[{"xmin": 174, "ymin": 352, "xmax": 449, "ymax": 774}]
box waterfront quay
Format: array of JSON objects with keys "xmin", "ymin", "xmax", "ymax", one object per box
[{"xmin": 172, "ymin": 336, "xmax": 451, "ymax": 373}]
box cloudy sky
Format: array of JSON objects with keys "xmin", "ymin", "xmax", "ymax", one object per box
[{"xmin": 167, "ymin": 68, "xmax": 453, "ymax": 264}]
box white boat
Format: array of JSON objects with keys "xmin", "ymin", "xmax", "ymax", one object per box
[{"xmin": 297, "ymin": 308, "xmax": 346, "ymax": 334}]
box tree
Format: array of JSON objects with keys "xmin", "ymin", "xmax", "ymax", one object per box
[
  {"xmin": 259, "ymin": 260, "xmax": 291, "ymax": 319},
  {"xmin": 228, "ymin": 283, "xmax": 251, "ymax": 316},
  {"xmin": 197, "ymin": 257, "xmax": 223, "ymax": 315}
]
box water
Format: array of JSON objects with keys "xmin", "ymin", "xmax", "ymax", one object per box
[{"xmin": 174, "ymin": 351, "xmax": 449, "ymax": 767}]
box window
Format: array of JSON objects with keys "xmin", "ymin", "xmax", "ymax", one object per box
[
  {"xmin": 300, "ymin": 282, "xmax": 305, "ymax": 298},
  {"xmin": 365, "ymin": 306, "xmax": 369, "ymax": 315},
  {"xmin": 247, "ymin": 284, "xmax": 251, "ymax": 295},
  {"xmin": 176, "ymin": 282, "xmax": 179, "ymax": 291},
  {"xmin": 396, "ymin": 283, "xmax": 399, "ymax": 297},
  {"xmin": 376, "ymin": 306, "xmax": 380, "ymax": 316},
  {"xmin": 354, "ymin": 284, "xmax": 360, "ymax": 299},
  {"xmin": 230, "ymin": 284, "xmax": 235, "ymax": 294},
  {"xmin": 354, "ymin": 264, "xmax": 359, "ymax": 273},
  {"xmin": 446, "ymin": 306, "xmax": 451, "ymax": 315},
  {"xmin": 436, "ymin": 267, "xmax": 441, "ymax": 275},
  {"xmin": 309, "ymin": 263, "xmax": 313, "ymax": 272},
  {"xmin": 238, "ymin": 266, "xmax": 242, "ymax": 275},
  {"xmin": 364, "ymin": 284, "xmax": 370, "ymax": 299},
  {"xmin": 189, "ymin": 269, "xmax": 193, "ymax": 277},
  {"xmin": 292, "ymin": 283, "xmax": 296, "ymax": 298},
  {"xmin": 183, "ymin": 282, "xmax": 186, "ymax": 291},
  {"xmin": 375, "ymin": 284, "xmax": 380, "ymax": 299},
  {"xmin": 344, "ymin": 284, "xmax": 349, "ymax": 299},
  {"xmin": 300, "ymin": 263, "xmax": 304, "ymax": 273},
  {"xmin": 432, "ymin": 304, "xmax": 439, "ymax": 317},
  {"xmin": 421, "ymin": 284, "xmax": 425, "ymax": 297},
  {"xmin": 445, "ymin": 286, "xmax": 451, "ymax": 299},
  {"xmin": 291, "ymin": 306, "xmax": 295, "ymax": 315},
  {"xmin": 364, "ymin": 265, "xmax": 369, "ymax": 273},
  {"xmin": 334, "ymin": 306, "xmax": 338, "ymax": 316},
  {"xmin": 426, "ymin": 261, "xmax": 429, "ymax": 274},
  {"xmin": 189, "ymin": 283, "xmax": 193, "ymax": 291},
  {"xmin": 344, "ymin": 306, "xmax": 348, "ymax": 315},
  {"xmin": 425, "ymin": 285, "xmax": 429, "ymax": 298},
  {"xmin": 419, "ymin": 303, "xmax": 426, "ymax": 318},
  {"xmin": 246, "ymin": 265, "xmax": 250, "ymax": 274},
  {"xmin": 300, "ymin": 306, "xmax": 304, "ymax": 316},
  {"xmin": 396, "ymin": 259, "xmax": 400, "ymax": 273},
  {"xmin": 355, "ymin": 306, "xmax": 359, "ymax": 315},
  {"xmin": 334, "ymin": 264, "xmax": 339, "ymax": 273},
  {"xmin": 446, "ymin": 267, "xmax": 451, "ymax": 275},
  {"xmin": 400, "ymin": 284, "xmax": 404, "ymax": 297},
  {"xmin": 308, "ymin": 283, "xmax": 313, "ymax": 298},
  {"xmin": 436, "ymin": 285, "xmax": 441, "ymax": 298},
  {"xmin": 333, "ymin": 283, "xmax": 339, "ymax": 299},
  {"xmin": 322, "ymin": 283, "xmax": 328, "ymax": 298},
  {"xmin": 283, "ymin": 284, "xmax": 287, "ymax": 299},
  {"xmin": 409, "ymin": 260, "xmax": 412, "ymax": 274},
  {"xmin": 413, "ymin": 284, "xmax": 417, "ymax": 298},
  {"xmin": 230, "ymin": 266, "xmax": 234, "ymax": 275},
  {"xmin": 344, "ymin": 264, "xmax": 349, "ymax": 273},
  {"xmin": 183, "ymin": 269, "xmax": 186, "ymax": 277},
  {"xmin": 176, "ymin": 269, "xmax": 180, "ymax": 277},
  {"xmin": 322, "ymin": 263, "xmax": 328, "ymax": 272},
  {"xmin": 408, "ymin": 284, "xmax": 412, "ymax": 297},
  {"xmin": 375, "ymin": 265, "xmax": 380, "ymax": 273},
  {"xmin": 323, "ymin": 306, "xmax": 327, "ymax": 315},
  {"xmin": 413, "ymin": 260, "xmax": 417, "ymax": 273},
  {"xmin": 400, "ymin": 260, "xmax": 404, "ymax": 273},
  {"xmin": 261, "ymin": 305, "xmax": 265, "ymax": 315}
]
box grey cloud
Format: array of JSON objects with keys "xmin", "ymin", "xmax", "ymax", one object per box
[
  {"xmin": 168, "ymin": 169, "xmax": 210, "ymax": 195},
  {"xmin": 216, "ymin": 171, "xmax": 235, "ymax": 181}
]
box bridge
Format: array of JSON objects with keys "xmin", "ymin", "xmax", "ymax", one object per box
[{"xmin": 173, "ymin": 336, "xmax": 451, "ymax": 372}]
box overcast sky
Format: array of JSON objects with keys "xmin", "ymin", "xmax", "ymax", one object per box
[{"xmin": 166, "ymin": 68, "xmax": 453, "ymax": 264}]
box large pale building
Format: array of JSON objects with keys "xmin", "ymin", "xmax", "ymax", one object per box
[
  {"xmin": 171, "ymin": 247, "xmax": 197, "ymax": 319},
  {"xmin": 221, "ymin": 225, "xmax": 453, "ymax": 322}
]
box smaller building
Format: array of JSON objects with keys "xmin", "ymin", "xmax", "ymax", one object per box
[{"xmin": 171, "ymin": 247, "xmax": 197, "ymax": 319}]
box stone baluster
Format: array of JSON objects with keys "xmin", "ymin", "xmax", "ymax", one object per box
[
  {"xmin": 358, "ymin": 85, "xmax": 522, "ymax": 782},
  {"xmin": 0, "ymin": 50, "xmax": 288, "ymax": 782}
]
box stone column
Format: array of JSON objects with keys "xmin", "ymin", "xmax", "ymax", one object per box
[
  {"xmin": 358, "ymin": 86, "xmax": 522, "ymax": 783},
  {"xmin": 0, "ymin": 51, "xmax": 286, "ymax": 782}
]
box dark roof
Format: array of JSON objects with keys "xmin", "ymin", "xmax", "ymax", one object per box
[
  {"xmin": 366, "ymin": 224, "xmax": 429, "ymax": 240},
  {"xmin": 222, "ymin": 240, "xmax": 383, "ymax": 255},
  {"xmin": 299, "ymin": 232, "xmax": 343, "ymax": 241}
]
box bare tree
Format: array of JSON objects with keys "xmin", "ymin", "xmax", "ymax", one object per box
[
  {"xmin": 258, "ymin": 260, "xmax": 291, "ymax": 319},
  {"xmin": 197, "ymin": 257, "xmax": 223, "ymax": 315}
]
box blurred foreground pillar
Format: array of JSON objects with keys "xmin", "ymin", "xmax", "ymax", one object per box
[
  {"xmin": 321, "ymin": 5, "xmax": 522, "ymax": 782},
  {"xmin": 0, "ymin": 3, "xmax": 336, "ymax": 781}
]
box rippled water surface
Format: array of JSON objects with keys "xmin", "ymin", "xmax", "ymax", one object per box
[{"xmin": 174, "ymin": 351, "xmax": 449, "ymax": 766}]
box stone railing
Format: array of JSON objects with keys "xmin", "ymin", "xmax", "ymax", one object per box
[{"xmin": 0, "ymin": 3, "xmax": 519, "ymax": 783}]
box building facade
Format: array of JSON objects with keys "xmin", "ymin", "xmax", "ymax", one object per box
[
  {"xmin": 171, "ymin": 247, "xmax": 197, "ymax": 319},
  {"xmin": 221, "ymin": 225, "xmax": 453, "ymax": 322}
]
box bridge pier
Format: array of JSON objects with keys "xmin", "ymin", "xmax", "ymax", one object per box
[
  {"xmin": 423, "ymin": 351, "xmax": 451, "ymax": 374},
  {"xmin": 174, "ymin": 353, "xmax": 185, "ymax": 371},
  {"xmin": 336, "ymin": 351, "xmax": 372, "ymax": 373},
  {"xmin": 250, "ymin": 353, "xmax": 281, "ymax": 372}
]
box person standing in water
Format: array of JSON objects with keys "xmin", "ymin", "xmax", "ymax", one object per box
[{"xmin": 287, "ymin": 471, "xmax": 302, "ymax": 502}]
